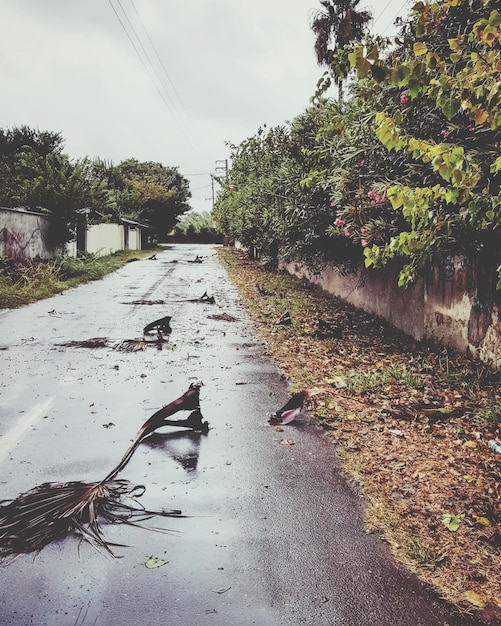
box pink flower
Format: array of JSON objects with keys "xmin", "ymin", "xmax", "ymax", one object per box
[
  {"xmin": 399, "ymin": 94, "xmax": 410, "ymax": 106},
  {"xmin": 343, "ymin": 229, "xmax": 352, "ymax": 237},
  {"xmin": 334, "ymin": 218, "xmax": 345, "ymax": 227},
  {"xmin": 361, "ymin": 239, "xmax": 368, "ymax": 247},
  {"xmin": 441, "ymin": 129, "xmax": 450, "ymax": 138},
  {"xmin": 330, "ymin": 200, "xmax": 337, "ymax": 207},
  {"xmin": 468, "ymin": 125, "xmax": 475, "ymax": 132},
  {"xmin": 361, "ymin": 227, "xmax": 368, "ymax": 235}
]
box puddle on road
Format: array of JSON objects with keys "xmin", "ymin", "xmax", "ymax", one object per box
[{"xmin": 142, "ymin": 429, "xmax": 208, "ymax": 474}]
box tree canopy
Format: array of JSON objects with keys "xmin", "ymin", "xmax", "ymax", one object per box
[
  {"xmin": 311, "ymin": 0, "xmax": 373, "ymax": 99},
  {"xmin": 214, "ymin": 0, "xmax": 501, "ymax": 288},
  {"xmin": 0, "ymin": 127, "xmax": 192, "ymax": 245}
]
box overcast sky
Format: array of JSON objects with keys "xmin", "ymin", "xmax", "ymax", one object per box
[{"xmin": 1, "ymin": 0, "xmax": 411, "ymax": 214}]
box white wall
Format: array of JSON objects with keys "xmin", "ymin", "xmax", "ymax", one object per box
[
  {"xmin": 128, "ymin": 227, "xmax": 141, "ymax": 251},
  {"xmin": 86, "ymin": 223, "xmax": 124, "ymax": 257}
]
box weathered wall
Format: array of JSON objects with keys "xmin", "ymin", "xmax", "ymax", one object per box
[
  {"xmin": 1, "ymin": 210, "xmax": 144, "ymax": 260},
  {"xmin": 424, "ymin": 255, "xmax": 501, "ymax": 368},
  {"xmin": 0, "ymin": 207, "xmax": 58, "ymax": 259},
  {"xmin": 281, "ymin": 255, "xmax": 501, "ymax": 370},
  {"xmin": 281, "ymin": 259, "xmax": 425, "ymax": 340}
]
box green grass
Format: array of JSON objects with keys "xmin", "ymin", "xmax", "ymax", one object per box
[
  {"xmin": 345, "ymin": 362, "xmax": 425, "ymax": 395},
  {"xmin": 0, "ymin": 249, "xmax": 159, "ymax": 309}
]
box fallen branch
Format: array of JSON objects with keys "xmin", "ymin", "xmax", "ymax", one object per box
[{"xmin": 0, "ymin": 383, "xmax": 206, "ymax": 561}]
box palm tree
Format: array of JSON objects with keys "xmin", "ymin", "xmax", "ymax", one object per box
[{"xmin": 311, "ymin": 0, "xmax": 372, "ymax": 100}]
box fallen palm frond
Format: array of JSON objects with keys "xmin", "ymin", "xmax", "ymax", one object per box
[
  {"xmin": 56, "ymin": 337, "xmax": 109, "ymax": 349},
  {"xmin": 113, "ymin": 339, "xmax": 146, "ymax": 352},
  {"xmin": 0, "ymin": 382, "xmax": 205, "ymax": 561},
  {"xmin": 166, "ymin": 291, "xmax": 216, "ymax": 304},
  {"xmin": 0, "ymin": 479, "xmax": 182, "ymax": 561},
  {"xmin": 143, "ymin": 315, "xmax": 172, "ymax": 336},
  {"xmin": 103, "ymin": 383, "xmax": 205, "ymax": 482},
  {"xmin": 121, "ymin": 299, "xmax": 165, "ymax": 305}
]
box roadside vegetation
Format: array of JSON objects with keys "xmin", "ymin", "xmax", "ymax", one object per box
[
  {"xmin": 0, "ymin": 127, "xmax": 191, "ymax": 247},
  {"xmin": 219, "ymin": 247, "xmax": 500, "ymax": 623},
  {"xmin": 213, "ymin": 0, "xmax": 500, "ymax": 290},
  {"xmin": 0, "ymin": 249, "xmax": 158, "ymax": 309},
  {"xmin": 172, "ymin": 210, "xmax": 223, "ymax": 243}
]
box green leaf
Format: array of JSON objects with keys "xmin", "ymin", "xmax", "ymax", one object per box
[
  {"xmin": 441, "ymin": 98, "xmax": 461, "ymax": 120},
  {"xmin": 491, "ymin": 156, "xmax": 501, "ymax": 173},
  {"xmin": 144, "ymin": 554, "xmax": 168, "ymax": 569},
  {"xmin": 441, "ymin": 513, "xmax": 463, "ymax": 532},
  {"xmin": 413, "ymin": 42, "xmax": 428, "ymax": 57},
  {"xmin": 463, "ymin": 590, "xmax": 486, "ymax": 608}
]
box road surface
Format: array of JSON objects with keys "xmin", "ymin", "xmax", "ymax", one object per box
[{"xmin": 0, "ymin": 244, "xmax": 468, "ymax": 625}]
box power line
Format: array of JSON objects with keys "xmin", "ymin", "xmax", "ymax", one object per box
[
  {"xmin": 115, "ymin": 0, "xmax": 179, "ymax": 113},
  {"xmin": 372, "ymin": 1, "xmax": 411, "ymax": 36},
  {"xmin": 107, "ymin": 0, "xmax": 202, "ymax": 158},
  {"xmin": 372, "ymin": 0, "xmax": 395, "ymax": 28},
  {"xmin": 128, "ymin": 0, "xmax": 192, "ymax": 120}
]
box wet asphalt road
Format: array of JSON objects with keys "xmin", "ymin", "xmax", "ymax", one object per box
[{"xmin": 0, "ymin": 244, "xmax": 461, "ymax": 626}]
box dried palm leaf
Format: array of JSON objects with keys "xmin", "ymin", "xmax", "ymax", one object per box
[
  {"xmin": 113, "ymin": 339, "xmax": 146, "ymax": 352},
  {"xmin": 0, "ymin": 383, "xmax": 204, "ymax": 561},
  {"xmin": 0, "ymin": 479, "xmax": 182, "ymax": 561},
  {"xmin": 103, "ymin": 382, "xmax": 204, "ymax": 481},
  {"xmin": 56, "ymin": 337, "xmax": 109, "ymax": 348},
  {"xmin": 166, "ymin": 292, "xmax": 215, "ymax": 304},
  {"xmin": 121, "ymin": 299, "xmax": 165, "ymax": 305}
]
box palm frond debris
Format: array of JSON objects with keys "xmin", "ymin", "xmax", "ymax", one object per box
[
  {"xmin": 56, "ymin": 337, "xmax": 109, "ymax": 349},
  {"xmin": 121, "ymin": 299, "xmax": 166, "ymax": 305},
  {"xmin": 143, "ymin": 315, "xmax": 172, "ymax": 336},
  {"xmin": 0, "ymin": 382, "xmax": 206, "ymax": 561}
]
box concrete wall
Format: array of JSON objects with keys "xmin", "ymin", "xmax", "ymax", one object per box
[
  {"xmin": 127, "ymin": 226, "xmax": 141, "ymax": 251},
  {"xmin": 85, "ymin": 223, "xmax": 124, "ymax": 257},
  {"xmin": 282, "ymin": 259, "xmax": 425, "ymax": 340},
  {"xmin": 424, "ymin": 255, "xmax": 501, "ymax": 368},
  {"xmin": 1, "ymin": 209, "xmax": 145, "ymax": 260},
  {"xmin": 0, "ymin": 207, "xmax": 58, "ymax": 259},
  {"xmin": 281, "ymin": 255, "xmax": 501, "ymax": 370},
  {"xmin": 85, "ymin": 223, "xmax": 142, "ymax": 256}
]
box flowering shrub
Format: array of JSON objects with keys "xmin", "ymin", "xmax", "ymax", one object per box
[
  {"xmin": 348, "ymin": 0, "xmax": 501, "ymax": 287},
  {"xmin": 214, "ymin": 0, "xmax": 500, "ymax": 288}
]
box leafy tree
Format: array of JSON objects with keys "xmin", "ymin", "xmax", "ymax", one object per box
[
  {"xmin": 0, "ymin": 126, "xmax": 65, "ymax": 212},
  {"xmin": 214, "ymin": 107, "xmax": 342, "ymax": 265},
  {"xmin": 113, "ymin": 159, "xmax": 191, "ymax": 240},
  {"xmin": 311, "ymin": 0, "xmax": 372, "ymax": 99},
  {"xmin": 0, "ymin": 127, "xmax": 102, "ymax": 245},
  {"xmin": 173, "ymin": 210, "xmax": 222, "ymax": 243},
  {"xmin": 216, "ymin": 0, "xmax": 500, "ymax": 290},
  {"xmin": 0, "ymin": 127, "xmax": 193, "ymax": 247}
]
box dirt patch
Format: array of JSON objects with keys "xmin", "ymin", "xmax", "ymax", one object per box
[{"xmin": 219, "ymin": 247, "xmax": 501, "ymax": 623}]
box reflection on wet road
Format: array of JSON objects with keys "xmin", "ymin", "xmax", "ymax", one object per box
[{"xmin": 0, "ymin": 244, "xmax": 463, "ymax": 626}]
